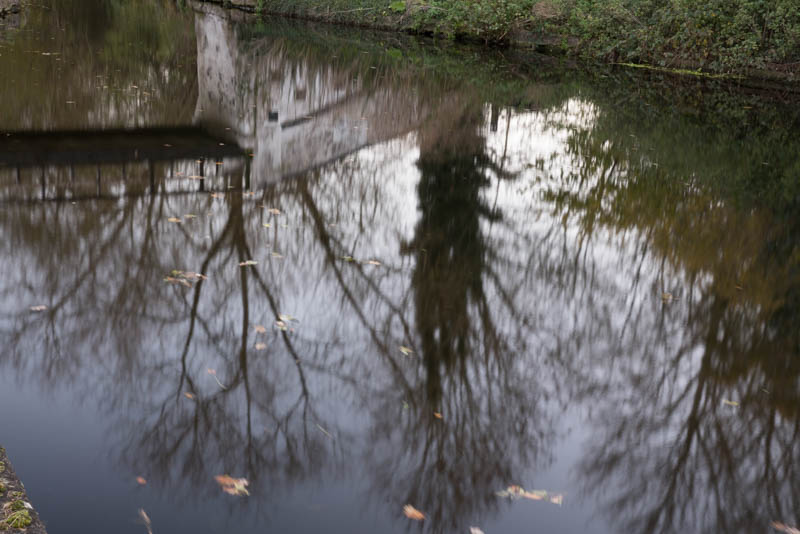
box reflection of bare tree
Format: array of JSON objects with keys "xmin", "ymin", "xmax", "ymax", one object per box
[{"xmin": 532, "ymin": 101, "xmax": 800, "ymax": 534}]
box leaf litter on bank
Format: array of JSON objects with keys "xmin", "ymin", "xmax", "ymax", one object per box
[{"xmin": 215, "ymin": 475, "xmax": 249, "ymax": 496}]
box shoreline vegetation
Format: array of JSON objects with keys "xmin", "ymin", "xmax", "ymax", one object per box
[
  {"xmin": 0, "ymin": 447, "xmax": 47, "ymax": 533},
  {"xmin": 199, "ymin": 0, "xmax": 800, "ymax": 83}
]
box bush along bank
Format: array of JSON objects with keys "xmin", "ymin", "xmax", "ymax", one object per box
[{"xmin": 206, "ymin": 0, "xmax": 800, "ymax": 80}]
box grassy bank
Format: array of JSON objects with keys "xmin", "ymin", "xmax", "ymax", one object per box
[{"xmin": 209, "ymin": 0, "xmax": 800, "ymax": 79}]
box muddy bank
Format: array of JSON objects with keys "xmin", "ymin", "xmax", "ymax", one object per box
[{"xmin": 0, "ymin": 447, "xmax": 47, "ymax": 534}]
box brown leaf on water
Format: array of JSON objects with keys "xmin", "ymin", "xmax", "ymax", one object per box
[
  {"xmin": 29, "ymin": 305, "xmax": 47, "ymax": 312},
  {"xmin": 167, "ymin": 217, "xmax": 181, "ymax": 223},
  {"xmin": 254, "ymin": 325, "xmax": 267, "ymax": 334},
  {"xmin": 469, "ymin": 528, "xmax": 485, "ymax": 534},
  {"xmin": 207, "ymin": 368, "xmax": 216, "ymax": 375},
  {"xmin": 136, "ymin": 476, "xmax": 147, "ymax": 485},
  {"xmin": 183, "ymin": 392, "xmax": 195, "ymax": 400},
  {"xmin": 365, "ymin": 260, "xmax": 382, "ymax": 266},
  {"xmin": 255, "ymin": 343, "xmax": 267, "ymax": 351},
  {"xmin": 215, "ymin": 475, "xmax": 249, "ymax": 496},
  {"xmin": 772, "ymin": 522, "xmax": 800, "ymax": 534},
  {"xmin": 275, "ymin": 321, "xmax": 287, "ymax": 331},
  {"xmin": 210, "ymin": 193, "xmax": 223, "ymax": 199},
  {"xmin": 239, "ymin": 260, "xmax": 258, "ymax": 267},
  {"xmin": 433, "ymin": 412, "xmax": 443, "ymax": 419},
  {"xmin": 403, "ymin": 505, "xmax": 425, "ymax": 520},
  {"xmin": 267, "ymin": 208, "xmax": 281, "ymax": 215},
  {"xmin": 165, "ymin": 276, "xmax": 191, "ymax": 288}
]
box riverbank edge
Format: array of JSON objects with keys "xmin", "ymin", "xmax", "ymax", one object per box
[
  {"xmin": 0, "ymin": 447, "xmax": 47, "ymax": 534},
  {"xmin": 197, "ymin": 0, "xmax": 799, "ymax": 86}
]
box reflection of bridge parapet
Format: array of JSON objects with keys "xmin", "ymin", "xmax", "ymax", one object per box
[{"xmin": 0, "ymin": 127, "xmax": 247, "ymax": 201}]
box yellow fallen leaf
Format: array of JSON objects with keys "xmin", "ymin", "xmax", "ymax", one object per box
[
  {"xmin": 433, "ymin": 412, "xmax": 443, "ymax": 419},
  {"xmin": 399, "ymin": 346, "xmax": 413, "ymax": 356},
  {"xmin": 403, "ymin": 505, "xmax": 425, "ymax": 520},
  {"xmin": 723, "ymin": 399, "xmax": 739, "ymax": 407},
  {"xmin": 239, "ymin": 260, "xmax": 257, "ymax": 267},
  {"xmin": 184, "ymin": 392, "xmax": 195, "ymax": 400},
  {"xmin": 262, "ymin": 223, "xmax": 271, "ymax": 228},
  {"xmin": 214, "ymin": 475, "xmax": 249, "ymax": 496},
  {"xmin": 167, "ymin": 217, "xmax": 181, "ymax": 223},
  {"xmin": 136, "ymin": 477, "xmax": 147, "ymax": 485}
]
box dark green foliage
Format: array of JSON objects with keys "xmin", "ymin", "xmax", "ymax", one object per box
[{"xmin": 547, "ymin": 0, "xmax": 800, "ymax": 70}]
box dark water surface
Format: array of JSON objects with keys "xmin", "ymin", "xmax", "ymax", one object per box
[{"xmin": 1, "ymin": 2, "xmax": 799, "ymax": 534}]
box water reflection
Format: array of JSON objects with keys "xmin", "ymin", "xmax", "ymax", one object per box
[{"xmin": 1, "ymin": 2, "xmax": 800, "ymax": 534}]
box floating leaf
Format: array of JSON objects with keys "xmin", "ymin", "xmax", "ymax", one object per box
[
  {"xmin": 278, "ymin": 314, "xmax": 296, "ymax": 322},
  {"xmin": 403, "ymin": 505, "xmax": 425, "ymax": 521},
  {"xmin": 723, "ymin": 399, "xmax": 739, "ymax": 407},
  {"xmin": 255, "ymin": 343, "xmax": 267, "ymax": 351},
  {"xmin": 366, "ymin": 260, "xmax": 382, "ymax": 266},
  {"xmin": 772, "ymin": 522, "xmax": 800, "ymax": 534},
  {"xmin": 184, "ymin": 392, "xmax": 195, "ymax": 400},
  {"xmin": 210, "ymin": 193, "xmax": 223, "ymax": 199},
  {"xmin": 275, "ymin": 321, "xmax": 287, "ymax": 331},
  {"xmin": 399, "ymin": 346, "xmax": 413, "ymax": 356},
  {"xmin": 167, "ymin": 217, "xmax": 182, "ymax": 223},
  {"xmin": 342, "ymin": 256, "xmax": 354, "ymax": 262},
  {"xmin": 29, "ymin": 305, "xmax": 47, "ymax": 312},
  {"xmin": 470, "ymin": 528, "xmax": 485, "ymax": 534},
  {"xmin": 239, "ymin": 260, "xmax": 258, "ymax": 267},
  {"xmin": 254, "ymin": 325, "xmax": 267, "ymax": 334},
  {"xmin": 271, "ymin": 252, "xmax": 283, "ymax": 258},
  {"xmin": 214, "ymin": 475, "xmax": 249, "ymax": 496},
  {"xmin": 184, "ymin": 214, "xmax": 198, "ymax": 219},
  {"xmin": 138, "ymin": 509, "xmax": 153, "ymax": 534},
  {"xmin": 495, "ymin": 485, "xmax": 564, "ymax": 505},
  {"xmin": 264, "ymin": 208, "xmax": 280, "ymax": 215},
  {"xmin": 207, "ymin": 368, "xmax": 216, "ymax": 376},
  {"xmin": 136, "ymin": 476, "xmax": 147, "ymax": 485},
  {"xmin": 164, "ymin": 276, "xmax": 191, "ymax": 288},
  {"xmin": 433, "ymin": 412, "xmax": 443, "ymax": 419},
  {"xmin": 262, "ymin": 223, "xmax": 271, "ymax": 228}
]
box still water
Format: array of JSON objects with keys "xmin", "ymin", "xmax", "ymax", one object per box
[{"xmin": 1, "ymin": 1, "xmax": 799, "ymax": 533}]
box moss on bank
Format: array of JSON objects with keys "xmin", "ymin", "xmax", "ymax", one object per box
[
  {"xmin": 201, "ymin": 0, "xmax": 800, "ymax": 80},
  {"xmin": 0, "ymin": 448, "xmax": 46, "ymax": 533}
]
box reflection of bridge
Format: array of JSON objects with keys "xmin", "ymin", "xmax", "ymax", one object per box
[
  {"xmin": 0, "ymin": 127, "xmax": 247, "ymax": 200},
  {"xmin": 0, "ymin": 127, "xmax": 242, "ymax": 167}
]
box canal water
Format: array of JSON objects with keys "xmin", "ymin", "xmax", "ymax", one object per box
[{"xmin": 1, "ymin": 1, "xmax": 799, "ymax": 533}]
